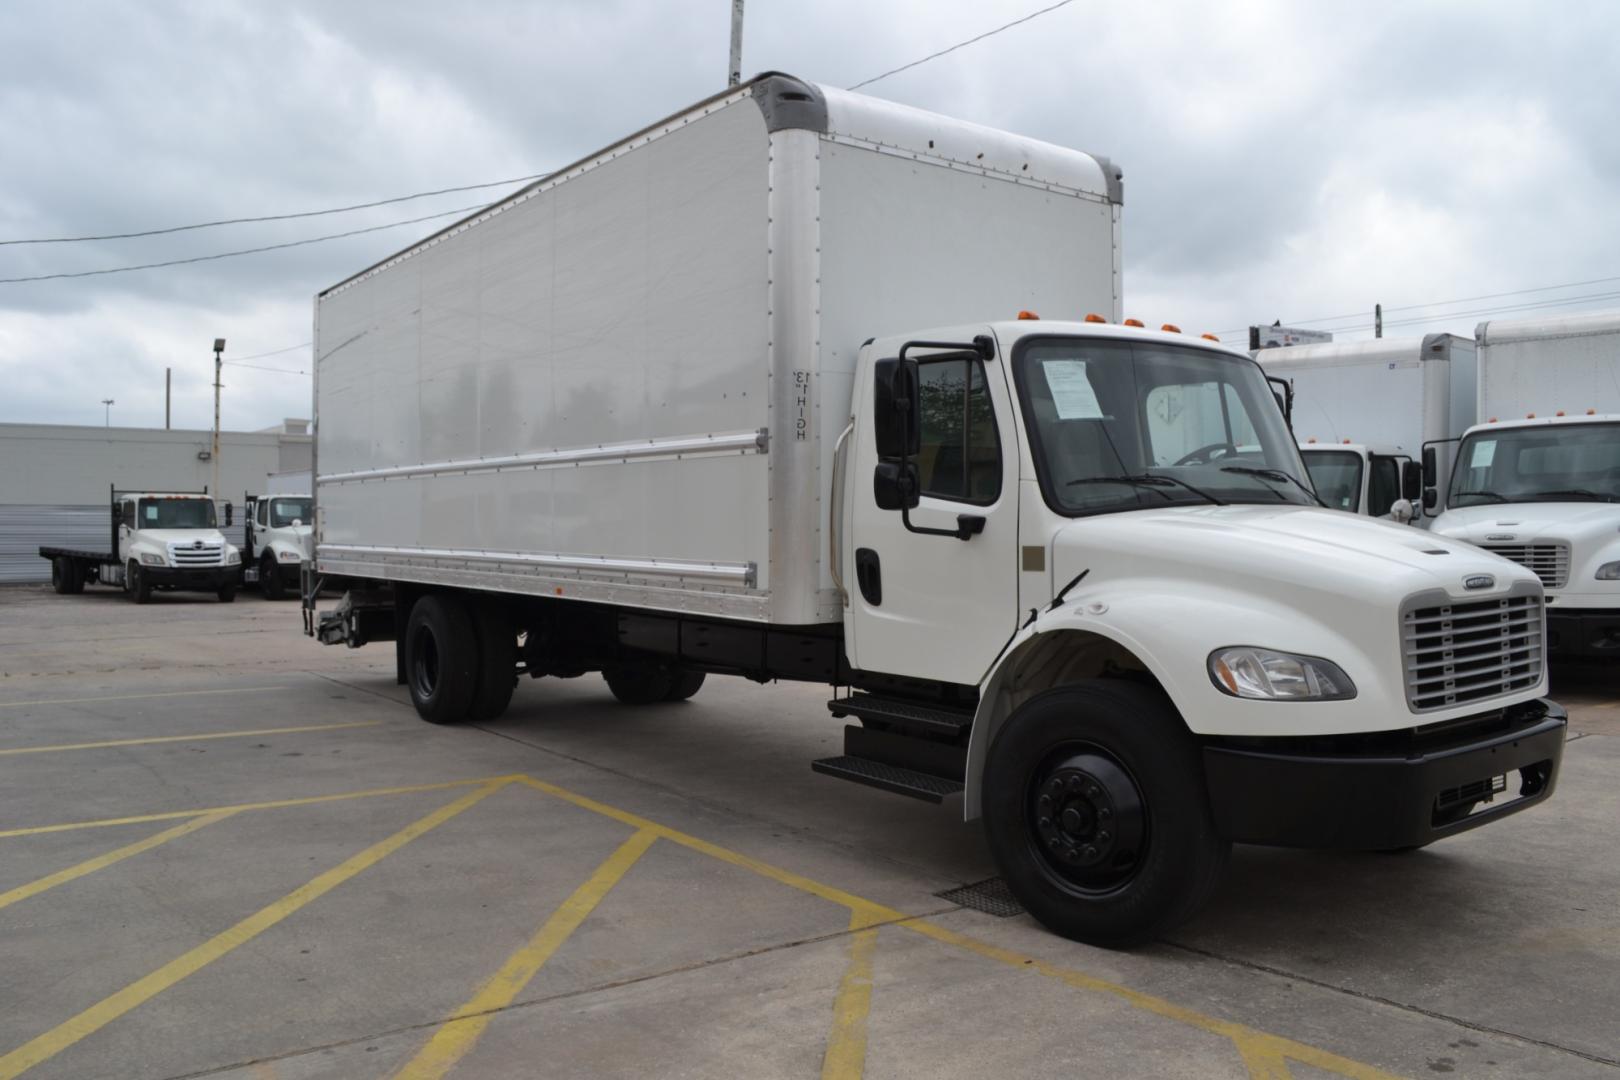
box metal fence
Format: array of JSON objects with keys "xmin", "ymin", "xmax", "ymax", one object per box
[{"xmin": 0, "ymin": 504, "xmax": 110, "ymax": 584}]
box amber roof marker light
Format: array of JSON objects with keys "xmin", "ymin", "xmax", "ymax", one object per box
[
  {"xmin": 1084, "ymin": 313, "xmax": 1107, "ymax": 323},
  {"xmin": 1123, "ymin": 318, "xmax": 1145, "ymax": 328}
]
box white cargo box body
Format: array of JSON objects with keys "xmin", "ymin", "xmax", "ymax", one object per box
[
  {"xmin": 1476, "ymin": 309, "xmax": 1620, "ymax": 419},
  {"xmin": 1257, "ymin": 333, "xmax": 1475, "ymax": 476},
  {"xmin": 314, "ymin": 74, "xmax": 1122, "ymax": 626}
]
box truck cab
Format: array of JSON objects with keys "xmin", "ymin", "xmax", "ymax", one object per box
[
  {"xmin": 241, "ymin": 492, "xmax": 313, "ymax": 600},
  {"xmin": 1297, "ymin": 441, "xmax": 1421, "ymax": 523},
  {"xmin": 113, "ymin": 492, "xmax": 241, "ymax": 603},
  {"xmin": 1428, "ymin": 414, "xmax": 1620, "ymax": 656}
]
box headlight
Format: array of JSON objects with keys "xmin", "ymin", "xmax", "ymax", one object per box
[
  {"xmin": 226, "ymin": 549, "xmax": 241, "ymax": 565},
  {"xmin": 1208, "ymin": 647, "xmax": 1356, "ymax": 701},
  {"xmin": 138, "ymin": 553, "xmax": 165, "ymax": 566},
  {"xmin": 280, "ymin": 550, "xmax": 300, "ymax": 561},
  {"xmin": 1598, "ymin": 561, "xmax": 1620, "ymax": 581}
]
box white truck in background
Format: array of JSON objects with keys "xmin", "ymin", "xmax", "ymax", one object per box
[
  {"xmin": 39, "ymin": 488, "xmax": 241, "ymax": 602},
  {"xmin": 302, "ymin": 74, "xmax": 1565, "ymax": 946},
  {"xmin": 241, "ymin": 491, "xmax": 314, "ymax": 600},
  {"xmin": 1427, "ymin": 310, "xmax": 1620, "ymax": 657},
  {"xmin": 1256, "ymin": 334, "xmax": 1477, "ymax": 523}
]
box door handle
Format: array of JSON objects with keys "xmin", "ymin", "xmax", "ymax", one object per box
[{"xmin": 855, "ymin": 548, "xmax": 882, "ymax": 606}]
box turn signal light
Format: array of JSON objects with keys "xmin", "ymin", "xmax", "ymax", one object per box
[
  {"xmin": 1161, "ymin": 323, "xmax": 1182, "ymax": 333},
  {"xmin": 1018, "ymin": 310, "xmax": 1040, "ymax": 320},
  {"xmin": 1123, "ymin": 318, "xmax": 1145, "ymax": 327},
  {"xmin": 1084, "ymin": 313, "xmax": 1107, "ymax": 323},
  {"xmin": 1201, "ymin": 333, "xmax": 1220, "ymax": 341}
]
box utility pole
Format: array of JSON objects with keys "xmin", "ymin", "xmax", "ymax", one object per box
[
  {"xmin": 165, "ymin": 368, "xmax": 171, "ymax": 430},
  {"xmin": 1374, "ymin": 303, "xmax": 1383, "ymax": 339},
  {"xmin": 212, "ymin": 338, "xmax": 225, "ymax": 501},
  {"xmin": 101, "ymin": 399, "xmax": 114, "ymax": 427},
  {"xmin": 728, "ymin": 0, "xmax": 745, "ymax": 86}
]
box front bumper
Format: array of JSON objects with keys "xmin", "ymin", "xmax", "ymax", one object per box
[
  {"xmin": 1547, "ymin": 608, "xmax": 1620, "ymax": 657},
  {"xmin": 1203, "ymin": 698, "xmax": 1566, "ymax": 850},
  {"xmin": 144, "ymin": 565, "xmax": 237, "ymax": 590}
]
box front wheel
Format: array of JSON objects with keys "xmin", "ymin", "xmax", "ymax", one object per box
[
  {"xmin": 126, "ymin": 561, "xmax": 151, "ymax": 604},
  {"xmin": 981, "ymin": 681, "xmax": 1229, "ymax": 948},
  {"xmin": 260, "ymin": 555, "xmax": 284, "ymax": 599},
  {"xmin": 217, "ymin": 582, "xmax": 237, "ymax": 602}
]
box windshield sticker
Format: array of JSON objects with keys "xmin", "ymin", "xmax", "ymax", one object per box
[
  {"xmin": 1044, "ymin": 360, "xmax": 1104, "ymax": 420},
  {"xmin": 1470, "ymin": 440, "xmax": 1497, "ymax": 468}
]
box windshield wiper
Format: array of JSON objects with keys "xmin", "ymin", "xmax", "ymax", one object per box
[
  {"xmin": 1066, "ymin": 474, "xmax": 1225, "ymax": 506},
  {"xmin": 1531, "ymin": 488, "xmax": 1616, "ymax": 502},
  {"xmin": 1219, "ymin": 465, "xmax": 1327, "ymax": 507},
  {"xmin": 1455, "ymin": 490, "xmax": 1510, "ymax": 504}
]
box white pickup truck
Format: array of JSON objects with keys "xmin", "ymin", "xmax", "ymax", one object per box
[
  {"xmin": 303, "ymin": 74, "xmax": 1566, "ymax": 946},
  {"xmin": 40, "ymin": 488, "xmax": 241, "ymax": 603},
  {"xmin": 240, "ymin": 492, "xmax": 313, "ymax": 600}
]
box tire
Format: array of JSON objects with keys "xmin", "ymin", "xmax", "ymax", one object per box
[
  {"xmin": 260, "ymin": 554, "xmax": 284, "ymax": 600},
  {"xmin": 217, "ymin": 582, "xmax": 237, "ymax": 603},
  {"xmin": 405, "ymin": 593, "xmax": 479, "ymax": 724},
  {"xmin": 468, "ymin": 603, "xmax": 517, "ymax": 722},
  {"xmin": 127, "ymin": 561, "xmax": 151, "ymax": 604},
  {"xmin": 664, "ymin": 669, "xmax": 706, "ymax": 702},
  {"xmin": 981, "ymin": 680, "xmax": 1229, "ymax": 949},
  {"xmin": 51, "ymin": 557, "xmax": 81, "ymax": 595},
  {"xmin": 603, "ymin": 663, "xmax": 676, "ymax": 705},
  {"xmin": 64, "ymin": 560, "xmax": 84, "ymax": 594}
]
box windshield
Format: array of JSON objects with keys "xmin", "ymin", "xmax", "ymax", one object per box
[
  {"xmin": 1013, "ymin": 337, "xmax": 1315, "ymax": 514},
  {"xmin": 1449, "ymin": 422, "xmax": 1620, "ymax": 507},
  {"xmin": 138, "ymin": 498, "xmax": 217, "ymax": 529},
  {"xmin": 269, "ymin": 498, "xmax": 313, "ymax": 527},
  {"xmin": 1302, "ymin": 450, "xmax": 1363, "ymax": 512}
]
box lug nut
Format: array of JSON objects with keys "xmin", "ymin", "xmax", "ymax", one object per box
[
  {"xmin": 1086, "ymin": 785, "xmax": 1101, "ymax": 799},
  {"xmin": 1083, "ymin": 845, "xmax": 1097, "ymax": 860},
  {"xmin": 1098, "ymin": 807, "xmax": 1111, "ymax": 820}
]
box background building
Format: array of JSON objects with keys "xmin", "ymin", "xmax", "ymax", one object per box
[{"xmin": 0, "ymin": 419, "xmax": 311, "ymax": 583}]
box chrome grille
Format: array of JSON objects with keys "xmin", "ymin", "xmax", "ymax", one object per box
[
  {"xmin": 1402, "ymin": 592, "xmax": 1544, "ymax": 712},
  {"xmin": 1482, "ymin": 543, "xmax": 1570, "ymax": 590},
  {"xmin": 168, "ymin": 541, "xmax": 224, "ymax": 566}
]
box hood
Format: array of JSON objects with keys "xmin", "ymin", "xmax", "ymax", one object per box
[
  {"xmin": 136, "ymin": 529, "xmax": 230, "ymax": 547},
  {"xmin": 1431, "ymin": 502, "xmax": 1620, "ymax": 545},
  {"xmin": 1053, "ymin": 504, "xmax": 1539, "ymax": 606}
]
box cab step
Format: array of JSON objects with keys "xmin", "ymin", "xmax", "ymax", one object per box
[
  {"xmin": 827, "ymin": 694, "xmax": 974, "ymax": 739},
  {"xmin": 811, "ymin": 756, "xmax": 964, "ymax": 803}
]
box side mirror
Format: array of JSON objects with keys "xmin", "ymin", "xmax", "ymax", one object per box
[
  {"xmin": 873, "ymin": 461, "xmax": 919, "ymax": 511},
  {"xmin": 1421, "ymin": 445, "xmax": 1437, "ymax": 487},
  {"xmin": 224, "ymin": 503, "xmax": 233, "ymax": 527},
  {"xmin": 1402, "ymin": 460, "xmax": 1422, "ymax": 500},
  {"xmin": 1422, "ymin": 488, "xmax": 1438, "ymax": 511},
  {"xmin": 1389, "ymin": 498, "xmax": 1415, "ymax": 525},
  {"xmin": 872, "ymin": 357, "xmax": 920, "ymax": 459},
  {"xmin": 1265, "ymin": 374, "xmax": 1294, "ymax": 426}
]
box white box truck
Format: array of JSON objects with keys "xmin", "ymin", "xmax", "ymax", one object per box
[
  {"xmin": 304, "ymin": 74, "xmax": 1565, "ymax": 946},
  {"xmin": 1428, "ymin": 310, "xmax": 1620, "ymax": 656},
  {"xmin": 1256, "ymin": 334, "xmax": 1477, "ymax": 523}
]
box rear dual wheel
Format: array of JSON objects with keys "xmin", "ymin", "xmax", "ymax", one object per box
[
  {"xmin": 982, "ymin": 681, "xmax": 1228, "ymax": 949},
  {"xmin": 405, "ymin": 593, "xmax": 517, "ymax": 725},
  {"xmin": 51, "ymin": 558, "xmax": 84, "ymax": 595}
]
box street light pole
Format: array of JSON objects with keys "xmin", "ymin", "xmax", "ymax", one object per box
[
  {"xmin": 728, "ymin": 0, "xmax": 745, "ymax": 86},
  {"xmin": 101, "ymin": 399, "xmax": 114, "ymax": 427},
  {"xmin": 212, "ymin": 338, "xmax": 225, "ymax": 502}
]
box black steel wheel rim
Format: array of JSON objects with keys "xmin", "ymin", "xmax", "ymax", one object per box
[
  {"xmin": 413, "ymin": 629, "xmax": 440, "ymax": 700},
  {"xmin": 1026, "ymin": 743, "xmax": 1148, "ymax": 894}
]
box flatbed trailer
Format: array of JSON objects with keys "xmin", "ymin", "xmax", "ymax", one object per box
[{"xmin": 39, "ymin": 487, "xmax": 240, "ymax": 602}]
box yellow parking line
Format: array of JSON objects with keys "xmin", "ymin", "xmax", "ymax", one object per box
[
  {"xmin": 820, "ymin": 911, "xmax": 882, "ymax": 1080},
  {"xmin": 0, "ymin": 781, "xmax": 509, "ymax": 1080},
  {"xmin": 0, "ymin": 810, "xmax": 237, "ymax": 912},
  {"xmin": 0, "ymin": 721, "xmax": 382, "ymax": 757},
  {"xmin": 392, "ymin": 828, "xmax": 658, "ymax": 1080},
  {"xmin": 0, "ymin": 686, "xmax": 282, "ymax": 710},
  {"xmin": 0, "ymin": 776, "xmax": 521, "ymax": 839},
  {"xmin": 513, "ymin": 775, "xmax": 1397, "ymax": 1080}
]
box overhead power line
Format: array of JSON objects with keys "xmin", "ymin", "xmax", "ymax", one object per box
[
  {"xmin": 0, "ymin": 203, "xmax": 486, "ymax": 284},
  {"xmin": 225, "ymin": 359, "xmax": 311, "ymax": 376},
  {"xmin": 0, "ymin": 175, "xmax": 549, "ymax": 247},
  {"xmin": 848, "ymin": 0, "xmax": 1078, "ymax": 90}
]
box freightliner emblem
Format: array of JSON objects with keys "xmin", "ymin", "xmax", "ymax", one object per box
[
  {"xmin": 1486, "ymin": 534, "xmax": 1515, "ymax": 541},
  {"xmin": 1464, "ymin": 574, "xmax": 1495, "ymax": 590}
]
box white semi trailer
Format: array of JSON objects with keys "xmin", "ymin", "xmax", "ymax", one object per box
[
  {"xmin": 304, "ymin": 75, "xmax": 1565, "ymax": 946},
  {"xmin": 1428, "ymin": 310, "xmax": 1620, "ymax": 657},
  {"xmin": 1256, "ymin": 334, "xmax": 1477, "ymax": 523}
]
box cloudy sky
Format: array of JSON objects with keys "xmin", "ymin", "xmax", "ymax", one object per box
[{"xmin": 2, "ymin": 0, "xmax": 1616, "ymax": 432}]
